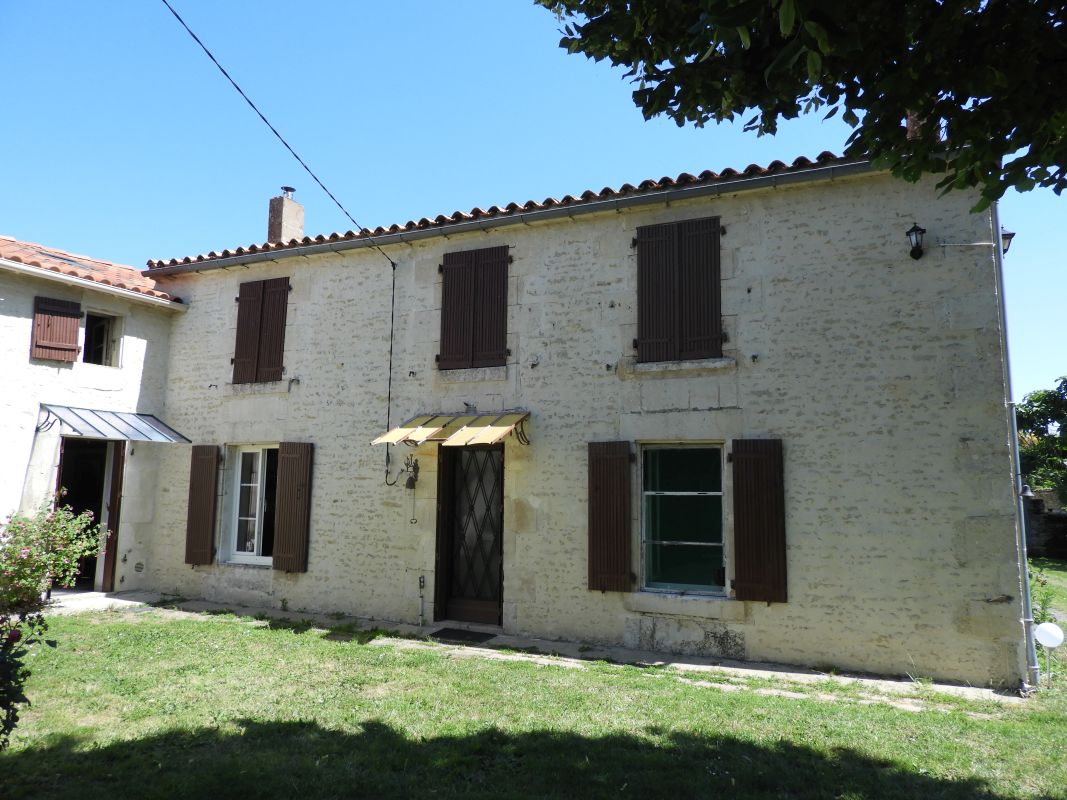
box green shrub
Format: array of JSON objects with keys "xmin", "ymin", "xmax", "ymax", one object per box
[
  {"xmin": 1, "ymin": 497, "xmax": 101, "ymax": 749},
  {"xmin": 1029, "ymin": 561, "xmax": 1055, "ymax": 626}
]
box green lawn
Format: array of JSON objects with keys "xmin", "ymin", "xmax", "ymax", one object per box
[{"xmin": 2, "ymin": 610, "xmax": 1065, "ymax": 800}]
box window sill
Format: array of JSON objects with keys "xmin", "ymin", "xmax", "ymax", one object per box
[
  {"xmin": 221, "ymin": 560, "xmax": 272, "ymax": 569},
  {"xmin": 227, "ymin": 380, "xmax": 292, "ymax": 397},
  {"xmin": 80, "ymin": 361, "xmax": 121, "ymax": 370},
  {"xmin": 617, "ymin": 356, "xmax": 736, "ymax": 380},
  {"xmin": 436, "ymin": 365, "xmax": 508, "ymax": 383},
  {"xmin": 623, "ymin": 590, "xmax": 745, "ymax": 622}
]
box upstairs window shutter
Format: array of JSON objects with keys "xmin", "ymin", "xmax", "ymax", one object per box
[
  {"xmin": 635, "ymin": 217, "xmax": 721, "ymax": 362},
  {"xmin": 677, "ymin": 217, "xmax": 722, "ymax": 359},
  {"xmin": 731, "ymin": 439, "xmax": 787, "ymax": 602},
  {"xmin": 233, "ymin": 281, "xmax": 263, "ymax": 384},
  {"xmin": 272, "ymin": 441, "xmax": 313, "ymax": 573},
  {"xmin": 439, "ymin": 251, "xmax": 475, "ymax": 370},
  {"xmin": 232, "ymin": 277, "xmax": 289, "ymax": 384},
  {"xmin": 588, "ymin": 441, "xmax": 632, "ymax": 592},
  {"xmin": 185, "ymin": 445, "xmax": 219, "ymax": 566},
  {"xmin": 472, "ymin": 245, "xmax": 509, "ymax": 367},
  {"xmin": 635, "ymin": 223, "xmax": 677, "ymax": 363},
  {"xmin": 31, "ymin": 297, "xmax": 81, "ymax": 362},
  {"xmin": 439, "ymin": 246, "xmax": 508, "ymax": 369},
  {"xmin": 257, "ymin": 277, "xmax": 290, "ymax": 382}
]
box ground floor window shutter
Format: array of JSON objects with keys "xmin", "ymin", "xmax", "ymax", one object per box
[
  {"xmin": 184, "ymin": 445, "xmax": 219, "ymax": 565},
  {"xmin": 588, "ymin": 441, "xmax": 632, "ymax": 592},
  {"xmin": 731, "ymin": 439, "xmax": 787, "ymax": 602},
  {"xmin": 31, "ymin": 297, "xmax": 81, "ymax": 362},
  {"xmin": 272, "ymin": 442, "xmax": 313, "ymax": 573}
]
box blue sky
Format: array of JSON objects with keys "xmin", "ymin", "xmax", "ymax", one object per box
[{"xmin": 2, "ymin": 1, "xmax": 1061, "ymax": 400}]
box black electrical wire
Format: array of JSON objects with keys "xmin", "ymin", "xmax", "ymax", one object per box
[{"xmin": 159, "ymin": 0, "xmax": 396, "ymax": 269}]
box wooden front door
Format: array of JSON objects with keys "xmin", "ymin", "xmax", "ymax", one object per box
[{"xmin": 435, "ymin": 446, "xmax": 504, "ymax": 625}]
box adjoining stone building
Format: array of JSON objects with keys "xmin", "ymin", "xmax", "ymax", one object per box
[{"xmin": 5, "ymin": 153, "xmax": 1033, "ymax": 686}]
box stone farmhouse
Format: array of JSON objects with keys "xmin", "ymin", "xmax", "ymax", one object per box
[{"xmin": 2, "ymin": 153, "xmax": 1034, "ymax": 686}]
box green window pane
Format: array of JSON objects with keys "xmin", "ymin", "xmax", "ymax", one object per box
[
  {"xmin": 645, "ymin": 542, "xmax": 723, "ymax": 589},
  {"xmin": 643, "ymin": 448, "xmax": 721, "ymax": 492},
  {"xmin": 645, "ymin": 495, "xmax": 723, "ymax": 544}
]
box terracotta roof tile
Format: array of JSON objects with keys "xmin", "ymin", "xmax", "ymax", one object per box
[
  {"xmin": 146, "ymin": 151, "xmax": 856, "ymax": 270},
  {"xmin": 0, "ymin": 235, "xmax": 177, "ymax": 301}
]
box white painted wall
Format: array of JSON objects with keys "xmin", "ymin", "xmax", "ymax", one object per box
[{"xmin": 134, "ymin": 170, "xmax": 1026, "ymax": 686}]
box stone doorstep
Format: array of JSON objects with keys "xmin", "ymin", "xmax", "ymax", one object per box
[{"xmin": 47, "ymin": 589, "xmax": 1023, "ymax": 706}]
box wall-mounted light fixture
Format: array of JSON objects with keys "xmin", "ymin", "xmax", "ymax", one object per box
[
  {"xmin": 906, "ymin": 223, "xmax": 926, "ymax": 260},
  {"xmin": 385, "ymin": 452, "xmax": 419, "ymax": 488},
  {"xmin": 1001, "ymin": 226, "xmax": 1016, "ymax": 255}
]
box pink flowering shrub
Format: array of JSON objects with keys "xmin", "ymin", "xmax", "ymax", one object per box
[{"xmin": 1, "ymin": 497, "xmax": 101, "ymax": 748}]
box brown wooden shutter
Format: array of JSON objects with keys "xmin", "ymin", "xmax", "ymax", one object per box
[
  {"xmin": 232, "ymin": 280, "xmax": 263, "ymax": 384},
  {"xmin": 185, "ymin": 445, "xmax": 219, "ymax": 566},
  {"xmin": 635, "ymin": 222, "xmax": 677, "ymax": 363},
  {"xmin": 732, "ymin": 439, "xmax": 787, "ymax": 602},
  {"xmin": 472, "ymin": 245, "xmax": 508, "ymax": 367},
  {"xmin": 273, "ymin": 442, "xmax": 313, "ymax": 572},
  {"xmin": 439, "ymin": 250, "xmax": 476, "ymax": 369},
  {"xmin": 588, "ymin": 441, "xmax": 632, "ymax": 592},
  {"xmin": 256, "ymin": 277, "xmax": 289, "ymax": 382},
  {"xmin": 31, "ymin": 297, "xmax": 81, "ymax": 362},
  {"xmin": 677, "ymin": 217, "xmax": 722, "ymax": 359}
]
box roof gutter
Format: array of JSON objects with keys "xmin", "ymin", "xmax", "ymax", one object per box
[
  {"xmin": 0, "ymin": 257, "xmax": 186, "ymax": 312},
  {"xmin": 147, "ymin": 158, "xmax": 874, "ymax": 275}
]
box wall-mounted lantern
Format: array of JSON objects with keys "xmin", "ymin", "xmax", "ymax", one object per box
[
  {"xmin": 906, "ymin": 223, "xmax": 926, "ymax": 260},
  {"xmin": 1001, "ymin": 226, "xmax": 1016, "ymax": 255}
]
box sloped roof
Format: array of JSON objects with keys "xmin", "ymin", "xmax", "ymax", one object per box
[
  {"xmin": 0, "ymin": 235, "xmax": 177, "ymax": 301},
  {"xmin": 146, "ymin": 151, "xmax": 860, "ymax": 270}
]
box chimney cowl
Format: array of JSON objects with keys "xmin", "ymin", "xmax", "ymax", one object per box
[{"xmin": 268, "ymin": 188, "xmax": 304, "ymax": 243}]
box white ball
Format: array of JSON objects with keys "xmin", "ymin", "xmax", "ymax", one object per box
[{"xmin": 1035, "ymin": 621, "xmax": 1064, "ymax": 649}]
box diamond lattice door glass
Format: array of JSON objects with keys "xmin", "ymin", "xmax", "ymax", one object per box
[{"xmin": 447, "ymin": 447, "xmax": 503, "ymax": 624}]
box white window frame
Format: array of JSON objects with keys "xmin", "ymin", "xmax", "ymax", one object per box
[
  {"xmin": 226, "ymin": 444, "xmax": 276, "ymax": 566},
  {"xmin": 81, "ymin": 310, "xmax": 122, "ymax": 368},
  {"xmin": 640, "ymin": 443, "xmax": 726, "ymax": 595}
]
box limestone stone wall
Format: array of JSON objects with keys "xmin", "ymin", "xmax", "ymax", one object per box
[{"xmin": 136, "ymin": 169, "xmax": 1027, "ymax": 686}]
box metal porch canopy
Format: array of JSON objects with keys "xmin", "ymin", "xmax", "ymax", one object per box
[
  {"xmin": 372, "ymin": 411, "xmax": 530, "ymax": 447},
  {"xmin": 40, "ymin": 404, "xmax": 190, "ymax": 443}
]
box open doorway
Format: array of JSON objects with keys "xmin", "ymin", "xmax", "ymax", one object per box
[{"xmin": 55, "ymin": 438, "xmax": 124, "ymax": 591}]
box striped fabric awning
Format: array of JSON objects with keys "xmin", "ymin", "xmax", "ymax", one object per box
[
  {"xmin": 372, "ymin": 411, "xmax": 530, "ymax": 447},
  {"xmin": 41, "ymin": 404, "xmax": 190, "ymax": 443}
]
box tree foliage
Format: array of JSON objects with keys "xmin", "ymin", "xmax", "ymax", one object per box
[
  {"xmin": 538, "ymin": 0, "xmax": 1067, "ymax": 209},
  {"xmin": 1017, "ymin": 377, "xmax": 1067, "ymax": 505}
]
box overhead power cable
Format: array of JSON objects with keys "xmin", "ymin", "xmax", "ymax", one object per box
[{"xmin": 159, "ymin": 0, "xmax": 396, "ymax": 268}]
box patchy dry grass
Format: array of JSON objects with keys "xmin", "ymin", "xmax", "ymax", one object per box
[{"xmin": 2, "ymin": 610, "xmax": 1065, "ymax": 799}]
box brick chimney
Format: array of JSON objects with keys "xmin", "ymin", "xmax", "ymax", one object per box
[{"xmin": 267, "ymin": 186, "xmax": 304, "ymax": 243}]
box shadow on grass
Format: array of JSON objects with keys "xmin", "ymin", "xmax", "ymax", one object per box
[{"xmin": 2, "ymin": 719, "xmax": 1049, "ymax": 800}]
